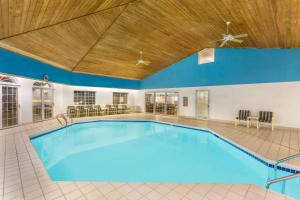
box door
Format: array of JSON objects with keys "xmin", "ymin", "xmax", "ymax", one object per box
[
  {"xmin": 155, "ymin": 92, "xmax": 166, "ymax": 114},
  {"xmin": 145, "ymin": 93, "xmax": 155, "ymax": 113},
  {"xmin": 166, "ymin": 92, "xmax": 179, "ymax": 115},
  {"xmin": 196, "ymin": 90, "xmax": 209, "ymax": 119},
  {"xmin": 2, "ymin": 86, "xmax": 18, "ymax": 128},
  {"xmin": 32, "ymin": 88, "xmax": 42, "ymax": 122},
  {"xmin": 43, "ymin": 89, "xmax": 54, "ymax": 120},
  {"xmin": 32, "ymin": 87, "xmax": 54, "ymax": 122}
]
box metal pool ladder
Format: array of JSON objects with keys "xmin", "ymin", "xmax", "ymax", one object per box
[
  {"xmin": 266, "ymin": 153, "xmax": 300, "ymax": 190},
  {"xmin": 56, "ymin": 114, "xmax": 70, "ymax": 126}
]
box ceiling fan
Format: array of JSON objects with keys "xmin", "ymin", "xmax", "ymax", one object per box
[
  {"xmin": 210, "ymin": 21, "xmax": 248, "ymax": 47},
  {"xmin": 136, "ymin": 51, "xmax": 151, "ymax": 66}
]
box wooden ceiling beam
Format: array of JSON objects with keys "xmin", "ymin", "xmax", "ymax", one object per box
[
  {"xmin": 0, "ymin": 0, "xmax": 139, "ymax": 40},
  {"xmin": 71, "ymin": 4, "xmax": 131, "ymax": 72},
  {"xmin": 0, "ymin": 6, "xmax": 128, "ymax": 71}
]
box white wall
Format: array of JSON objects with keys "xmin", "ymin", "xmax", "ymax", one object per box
[
  {"xmin": 134, "ymin": 90, "xmax": 145, "ymax": 112},
  {"xmin": 53, "ymin": 84, "xmax": 64, "ymax": 115},
  {"xmin": 18, "ymin": 77, "xmax": 33, "ymax": 124},
  {"xmin": 15, "ymin": 77, "xmax": 65, "ymax": 124},
  {"xmin": 2, "ymin": 74, "xmax": 300, "ymax": 128},
  {"xmin": 61, "ymin": 85, "xmax": 139, "ymax": 111},
  {"xmin": 0, "ymin": 76, "xmax": 140, "ymax": 127},
  {"xmin": 142, "ymin": 82, "xmax": 300, "ymax": 128}
]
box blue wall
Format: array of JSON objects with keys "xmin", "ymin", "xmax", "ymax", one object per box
[
  {"xmin": 141, "ymin": 48, "xmax": 300, "ymax": 89},
  {"xmin": 1, "ymin": 48, "xmax": 300, "ymax": 90},
  {"xmin": 70, "ymin": 72, "xmax": 140, "ymax": 88},
  {"xmin": 0, "ymin": 48, "xmax": 140, "ymax": 89}
]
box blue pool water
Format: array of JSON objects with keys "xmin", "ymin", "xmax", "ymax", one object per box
[{"xmin": 31, "ymin": 121, "xmax": 300, "ymax": 199}]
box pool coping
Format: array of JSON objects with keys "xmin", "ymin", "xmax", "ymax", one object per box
[{"xmin": 29, "ymin": 118, "xmax": 300, "ymax": 175}]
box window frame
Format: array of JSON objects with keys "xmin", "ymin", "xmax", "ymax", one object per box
[
  {"xmin": 112, "ymin": 92, "xmax": 128, "ymax": 105},
  {"xmin": 73, "ymin": 91, "xmax": 96, "ymax": 105}
]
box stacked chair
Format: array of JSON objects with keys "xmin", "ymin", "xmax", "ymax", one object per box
[
  {"xmin": 105, "ymin": 105, "xmax": 115, "ymax": 115},
  {"xmin": 145, "ymin": 103, "xmax": 154, "ymax": 113},
  {"xmin": 85, "ymin": 105, "xmax": 97, "ymax": 116},
  {"xmin": 94, "ymin": 105, "xmax": 106, "ymax": 116},
  {"xmin": 122, "ymin": 105, "xmax": 130, "ymax": 114},
  {"xmin": 77, "ymin": 106, "xmax": 87, "ymax": 117},
  {"xmin": 67, "ymin": 104, "xmax": 131, "ymax": 118},
  {"xmin": 167, "ymin": 104, "xmax": 177, "ymax": 115},
  {"xmin": 67, "ymin": 106, "xmax": 77, "ymax": 118}
]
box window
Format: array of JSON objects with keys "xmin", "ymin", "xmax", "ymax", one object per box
[
  {"xmin": 113, "ymin": 92, "xmax": 128, "ymax": 104},
  {"xmin": 183, "ymin": 97, "xmax": 188, "ymax": 107},
  {"xmin": 198, "ymin": 48, "xmax": 214, "ymax": 64},
  {"xmin": 0, "ymin": 75, "xmax": 18, "ymax": 128},
  {"xmin": 145, "ymin": 93, "xmax": 154, "ymax": 113},
  {"xmin": 74, "ymin": 91, "xmax": 95, "ymax": 105}
]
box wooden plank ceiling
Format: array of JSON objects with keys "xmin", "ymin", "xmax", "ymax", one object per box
[{"xmin": 0, "ymin": 0, "xmax": 298, "ymax": 80}]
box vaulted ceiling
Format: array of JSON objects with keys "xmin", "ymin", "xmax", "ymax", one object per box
[{"xmin": 0, "ymin": 0, "xmax": 298, "ymax": 80}]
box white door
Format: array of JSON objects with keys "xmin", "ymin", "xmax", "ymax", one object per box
[{"xmin": 196, "ymin": 90, "xmax": 209, "ymax": 119}]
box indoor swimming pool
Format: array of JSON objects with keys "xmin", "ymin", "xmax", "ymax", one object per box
[{"xmin": 31, "ymin": 121, "xmax": 300, "ymax": 199}]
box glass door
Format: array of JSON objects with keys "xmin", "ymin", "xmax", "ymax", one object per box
[
  {"xmin": 33, "ymin": 87, "xmax": 54, "ymax": 122},
  {"xmin": 155, "ymin": 92, "xmax": 166, "ymax": 114},
  {"xmin": 145, "ymin": 92, "xmax": 179, "ymax": 115},
  {"xmin": 43, "ymin": 89, "xmax": 54, "ymax": 120},
  {"xmin": 166, "ymin": 92, "xmax": 179, "ymax": 115},
  {"xmin": 145, "ymin": 93, "xmax": 155, "ymax": 113},
  {"xmin": 33, "ymin": 88, "xmax": 42, "ymax": 122},
  {"xmin": 196, "ymin": 90, "xmax": 209, "ymax": 119},
  {"xmin": 2, "ymin": 86, "xmax": 18, "ymax": 128}
]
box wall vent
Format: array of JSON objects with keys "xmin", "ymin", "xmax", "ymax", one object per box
[{"xmin": 198, "ymin": 48, "xmax": 215, "ymax": 64}]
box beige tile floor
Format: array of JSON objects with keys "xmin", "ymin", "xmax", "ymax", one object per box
[{"xmin": 0, "ymin": 113, "xmax": 297, "ymax": 200}]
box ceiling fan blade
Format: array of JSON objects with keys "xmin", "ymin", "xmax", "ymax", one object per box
[
  {"xmin": 144, "ymin": 61, "xmax": 151, "ymax": 65},
  {"xmin": 231, "ymin": 38, "xmax": 243, "ymax": 43},
  {"xmin": 219, "ymin": 40, "xmax": 227, "ymax": 47},
  {"xmin": 233, "ymin": 33, "xmax": 248, "ymax": 39},
  {"xmin": 136, "ymin": 50, "xmax": 151, "ymax": 66},
  {"xmin": 209, "ymin": 38, "xmax": 224, "ymax": 44}
]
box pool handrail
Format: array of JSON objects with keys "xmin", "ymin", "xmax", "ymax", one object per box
[
  {"xmin": 274, "ymin": 153, "xmax": 300, "ymax": 174},
  {"xmin": 266, "ymin": 153, "xmax": 300, "ymax": 190},
  {"xmin": 56, "ymin": 116, "xmax": 63, "ymax": 125},
  {"xmin": 266, "ymin": 172, "xmax": 300, "ymax": 189},
  {"xmin": 56, "ymin": 114, "xmax": 70, "ymax": 126}
]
